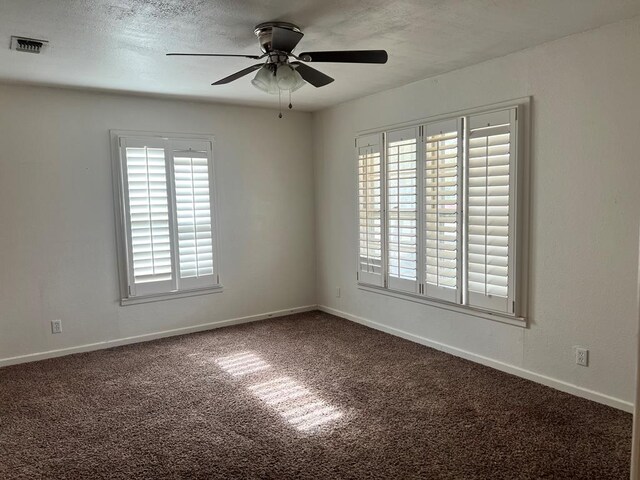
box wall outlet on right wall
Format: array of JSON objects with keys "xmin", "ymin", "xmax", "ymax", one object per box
[
  {"xmin": 51, "ymin": 319, "xmax": 62, "ymax": 334},
  {"xmin": 575, "ymin": 347, "xmax": 589, "ymax": 367}
]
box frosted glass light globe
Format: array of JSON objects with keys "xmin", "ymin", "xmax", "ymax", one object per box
[
  {"xmin": 251, "ymin": 66, "xmax": 279, "ymax": 95},
  {"xmin": 276, "ymin": 64, "xmax": 297, "ymax": 90}
]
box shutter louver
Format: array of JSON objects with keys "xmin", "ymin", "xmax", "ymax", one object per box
[
  {"xmin": 424, "ymin": 119, "xmax": 461, "ymax": 302},
  {"xmin": 466, "ymin": 109, "xmax": 516, "ymax": 313},
  {"xmin": 124, "ymin": 146, "xmax": 173, "ymax": 290},
  {"xmin": 386, "ymin": 128, "xmax": 418, "ymax": 293},
  {"xmin": 174, "ymin": 154, "xmax": 214, "ymax": 281},
  {"xmin": 357, "ymin": 134, "xmax": 384, "ymax": 286}
]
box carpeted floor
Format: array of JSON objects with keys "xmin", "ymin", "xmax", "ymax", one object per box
[{"xmin": 0, "ymin": 311, "xmax": 632, "ymax": 479}]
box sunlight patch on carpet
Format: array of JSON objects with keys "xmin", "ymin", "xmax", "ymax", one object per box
[
  {"xmin": 249, "ymin": 376, "xmax": 343, "ymax": 432},
  {"xmin": 215, "ymin": 352, "xmax": 271, "ymax": 376},
  {"xmin": 213, "ymin": 352, "xmax": 344, "ymax": 433}
]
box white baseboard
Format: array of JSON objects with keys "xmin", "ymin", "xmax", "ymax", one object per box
[
  {"xmin": 319, "ymin": 305, "xmax": 634, "ymax": 413},
  {"xmin": 0, "ymin": 305, "xmax": 317, "ymax": 368}
]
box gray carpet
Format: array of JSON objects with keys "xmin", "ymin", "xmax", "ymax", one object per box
[{"xmin": 0, "ymin": 311, "xmax": 632, "ymax": 479}]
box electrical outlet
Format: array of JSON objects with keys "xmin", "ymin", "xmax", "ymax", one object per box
[
  {"xmin": 575, "ymin": 347, "xmax": 588, "ymax": 367},
  {"xmin": 51, "ymin": 319, "xmax": 62, "ymax": 334},
  {"xmin": 336, "ymin": 287, "xmax": 341, "ymax": 298}
]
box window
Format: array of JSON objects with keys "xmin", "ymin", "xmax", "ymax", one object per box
[
  {"xmin": 357, "ymin": 134, "xmax": 384, "ymax": 287},
  {"xmin": 386, "ymin": 128, "xmax": 418, "ymax": 293},
  {"xmin": 356, "ymin": 105, "xmax": 524, "ymax": 319},
  {"xmin": 424, "ymin": 118, "xmax": 462, "ymax": 303},
  {"xmin": 112, "ymin": 132, "xmax": 221, "ymax": 304}
]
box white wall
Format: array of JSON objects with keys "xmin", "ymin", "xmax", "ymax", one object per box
[
  {"xmin": 313, "ymin": 17, "xmax": 640, "ymax": 410},
  {"xmin": 0, "ymin": 85, "xmax": 316, "ymax": 361}
]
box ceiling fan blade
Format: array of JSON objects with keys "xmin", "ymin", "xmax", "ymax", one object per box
[
  {"xmin": 271, "ymin": 26, "xmax": 304, "ymax": 52},
  {"xmin": 298, "ymin": 50, "xmax": 388, "ymax": 64},
  {"xmin": 167, "ymin": 53, "xmax": 262, "ymax": 59},
  {"xmin": 291, "ymin": 62, "xmax": 334, "ymax": 87},
  {"xmin": 211, "ymin": 64, "xmax": 264, "ymax": 85}
]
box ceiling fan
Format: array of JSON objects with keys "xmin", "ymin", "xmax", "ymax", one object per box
[{"xmin": 167, "ymin": 22, "xmax": 388, "ymax": 116}]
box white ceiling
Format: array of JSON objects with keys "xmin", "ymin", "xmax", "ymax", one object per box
[{"xmin": 1, "ymin": 0, "xmax": 639, "ymax": 111}]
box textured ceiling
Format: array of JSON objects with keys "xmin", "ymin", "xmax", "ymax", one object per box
[{"xmin": 0, "ymin": 0, "xmax": 639, "ymax": 111}]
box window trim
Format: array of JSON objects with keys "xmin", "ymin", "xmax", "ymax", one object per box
[
  {"xmin": 120, "ymin": 285, "xmax": 223, "ymax": 306},
  {"xmin": 110, "ymin": 130, "xmax": 223, "ymax": 306},
  {"xmin": 355, "ymin": 98, "xmax": 530, "ymax": 326},
  {"xmin": 358, "ymin": 283, "xmax": 526, "ymax": 326}
]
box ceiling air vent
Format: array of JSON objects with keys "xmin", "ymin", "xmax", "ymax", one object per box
[{"xmin": 10, "ymin": 36, "xmax": 48, "ymax": 54}]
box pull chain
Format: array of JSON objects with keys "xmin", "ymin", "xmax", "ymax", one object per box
[
  {"xmin": 288, "ymin": 90, "xmax": 292, "ymax": 110},
  {"xmin": 278, "ymin": 89, "xmax": 283, "ymax": 118}
]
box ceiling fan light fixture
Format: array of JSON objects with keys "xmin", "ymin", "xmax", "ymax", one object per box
[{"xmin": 251, "ymin": 64, "xmax": 306, "ymax": 95}]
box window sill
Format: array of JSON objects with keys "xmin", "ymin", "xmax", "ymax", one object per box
[
  {"xmin": 120, "ymin": 285, "xmax": 224, "ymax": 306},
  {"xmin": 357, "ymin": 284, "xmax": 526, "ymax": 327}
]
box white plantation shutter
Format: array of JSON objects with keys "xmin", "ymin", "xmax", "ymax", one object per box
[
  {"xmin": 122, "ymin": 139, "xmax": 174, "ymax": 296},
  {"xmin": 424, "ymin": 119, "xmax": 462, "ymax": 302},
  {"xmin": 353, "ymin": 103, "xmax": 524, "ymax": 319},
  {"xmin": 466, "ymin": 108, "xmax": 517, "ymax": 314},
  {"xmin": 117, "ymin": 134, "xmax": 220, "ymax": 300},
  {"xmin": 386, "ymin": 128, "xmax": 419, "ymax": 293},
  {"xmin": 171, "ymin": 140, "xmax": 217, "ymax": 290},
  {"xmin": 357, "ymin": 134, "xmax": 384, "ymax": 286}
]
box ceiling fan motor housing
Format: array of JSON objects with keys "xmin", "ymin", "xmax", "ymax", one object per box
[{"xmin": 254, "ymin": 22, "xmax": 302, "ymax": 54}]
